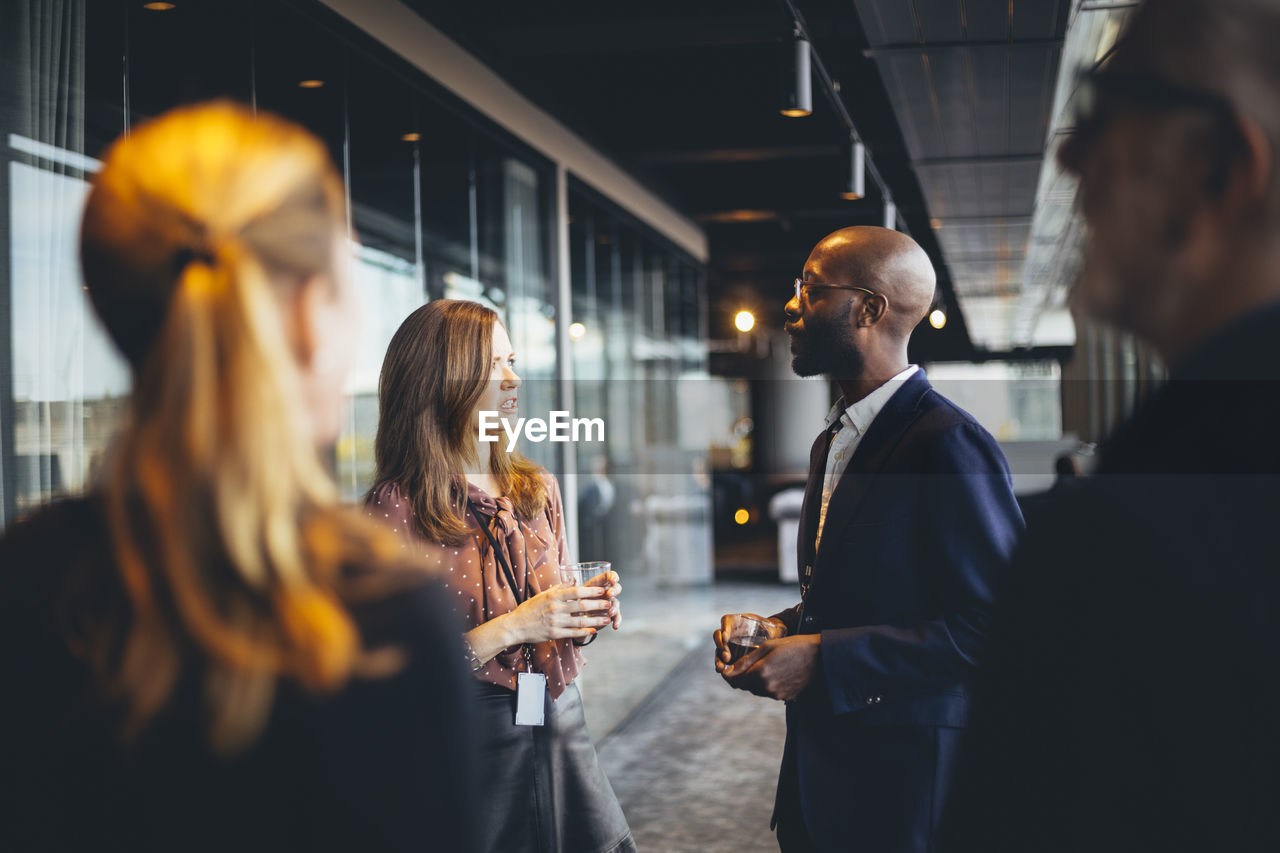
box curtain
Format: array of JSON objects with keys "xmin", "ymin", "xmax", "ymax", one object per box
[{"xmin": 2, "ymin": 0, "xmax": 127, "ymax": 528}]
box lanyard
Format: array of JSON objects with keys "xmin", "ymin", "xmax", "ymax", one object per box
[{"xmin": 467, "ymin": 497, "xmax": 535, "ymax": 671}]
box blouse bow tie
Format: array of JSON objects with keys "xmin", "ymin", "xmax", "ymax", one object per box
[{"xmin": 490, "ymin": 496, "xmax": 518, "ymax": 536}]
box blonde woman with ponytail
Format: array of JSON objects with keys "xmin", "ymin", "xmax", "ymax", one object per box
[{"xmin": 0, "ymin": 102, "xmax": 478, "ymax": 853}]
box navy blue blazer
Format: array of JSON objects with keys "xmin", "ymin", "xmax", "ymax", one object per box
[{"xmin": 773, "ymin": 370, "xmax": 1023, "ymax": 852}]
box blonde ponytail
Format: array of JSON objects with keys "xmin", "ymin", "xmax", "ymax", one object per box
[{"xmin": 79, "ymin": 102, "xmax": 400, "ymax": 753}]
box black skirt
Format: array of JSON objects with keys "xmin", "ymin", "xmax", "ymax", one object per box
[{"xmin": 474, "ymin": 681, "xmax": 635, "ymax": 853}]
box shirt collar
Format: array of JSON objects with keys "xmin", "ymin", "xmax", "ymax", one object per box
[{"xmin": 823, "ymin": 365, "xmax": 920, "ymax": 435}]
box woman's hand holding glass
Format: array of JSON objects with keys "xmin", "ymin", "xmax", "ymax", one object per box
[
  {"xmin": 502, "ymin": 583, "xmax": 614, "ymax": 645},
  {"xmin": 561, "ymin": 564, "xmax": 622, "ymax": 631}
]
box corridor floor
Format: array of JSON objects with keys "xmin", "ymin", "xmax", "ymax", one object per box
[{"xmin": 577, "ymin": 579, "xmax": 798, "ymax": 853}]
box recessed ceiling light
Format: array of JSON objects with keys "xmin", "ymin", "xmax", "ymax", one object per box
[
  {"xmin": 401, "ymin": 132, "xmax": 421, "ymax": 142},
  {"xmin": 298, "ymin": 79, "xmax": 325, "ymax": 89},
  {"xmin": 143, "ymin": 2, "xmax": 175, "ymax": 9}
]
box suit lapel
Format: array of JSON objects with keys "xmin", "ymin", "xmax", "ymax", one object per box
[{"xmin": 815, "ymin": 372, "xmax": 931, "ymax": 564}]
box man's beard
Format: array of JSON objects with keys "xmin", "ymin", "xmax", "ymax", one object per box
[{"xmin": 790, "ymin": 301, "xmax": 863, "ymax": 379}]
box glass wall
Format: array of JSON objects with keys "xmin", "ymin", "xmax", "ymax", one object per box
[
  {"xmin": 1, "ymin": 0, "xmax": 565, "ymax": 525},
  {"xmin": 568, "ymin": 182, "xmax": 712, "ymax": 583}
]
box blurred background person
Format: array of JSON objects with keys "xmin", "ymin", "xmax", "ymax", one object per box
[
  {"xmin": 944, "ymin": 0, "xmax": 1280, "ymax": 850},
  {"xmin": 0, "ymin": 102, "xmax": 478, "ymax": 853},
  {"xmin": 367, "ymin": 299, "xmax": 634, "ymax": 853}
]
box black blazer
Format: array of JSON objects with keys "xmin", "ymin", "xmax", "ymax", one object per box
[
  {"xmin": 0, "ymin": 497, "xmax": 480, "ymax": 853},
  {"xmin": 943, "ymin": 302, "xmax": 1280, "ymax": 853},
  {"xmin": 774, "ymin": 371, "xmax": 1023, "ymax": 852}
]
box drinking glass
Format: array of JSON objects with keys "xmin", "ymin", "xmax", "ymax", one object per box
[
  {"xmin": 560, "ymin": 561, "xmax": 614, "ymax": 620},
  {"xmin": 726, "ymin": 615, "xmax": 774, "ymax": 664},
  {"xmin": 560, "ymin": 560, "xmax": 613, "ymax": 588}
]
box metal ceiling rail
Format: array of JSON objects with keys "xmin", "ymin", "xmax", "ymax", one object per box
[
  {"xmin": 862, "ymin": 37, "xmax": 1063, "ymax": 57},
  {"xmin": 778, "ymin": 0, "xmax": 905, "ymax": 232},
  {"xmin": 1079, "ymin": 1, "xmax": 1141, "ymax": 10},
  {"xmin": 930, "ymin": 214, "xmax": 1036, "ymax": 223},
  {"xmin": 912, "ymin": 153, "xmax": 1043, "ymax": 167}
]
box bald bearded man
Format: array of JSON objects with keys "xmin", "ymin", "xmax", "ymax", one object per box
[{"xmin": 714, "ymin": 227, "xmax": 1023, "ymax": 853}]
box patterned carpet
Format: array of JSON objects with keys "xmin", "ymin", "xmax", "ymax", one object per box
[{"xmin": 596, "ymin": 647, "xmax": 788, "ymax": 853}]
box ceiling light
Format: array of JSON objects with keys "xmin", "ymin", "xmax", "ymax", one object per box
[
  {"xmin": 696, "ymin": 210, "xmax": 776, "ymax": 224},
  {"xmin": 142, "ymin": 2, "xmax": 175, "ymax": 9},
  {"xmin": 883, "ymin": 199, "xmax": 897, "ymax": 230},
  {"xmin": 929, "ymin": 309, "xmax": 947, "ymax": 330},
  {"xmin": 568, "ymin": 322, "xmax": 586, "ymax": 340},
  {"xmin": 297, "ymin": 79, "xmax": 325, "ymax": 89},
  {"xmin": 734, "ymin": 310, "xmax": 756, "ymax": 333},
  {"xmin": 840, "ymin": 138, "xmax": 865, "ymax": 200},
  {"xmin": 780, "ymin": 31, "xmax": 812, "ymax": 117},
  {"xmin": 401, "ymin": 132, "xmax": 421, "ymax": 142}
]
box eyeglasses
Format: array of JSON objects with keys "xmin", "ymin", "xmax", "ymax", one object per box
[
  {"xmin": 793, "ymin": 277, "xmax": 877, "ymax": 303},
  {"xmin": 1068, "ymin": 68, "xmax": 1237, "ymax": 145}
]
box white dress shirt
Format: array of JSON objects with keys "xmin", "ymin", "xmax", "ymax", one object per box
[{"xmin": 815, "ymin": 365, "xmax": 920, "ymax": 548}]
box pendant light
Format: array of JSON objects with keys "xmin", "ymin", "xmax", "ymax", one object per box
[
  {"xmin": 781, "ymin": 30, "xmax": 812, "ymax": 117},
  {"xmin": 840, "ymin": 138, "xmax": 865, "ymax": 200}
]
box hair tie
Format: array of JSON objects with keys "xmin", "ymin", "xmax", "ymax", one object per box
[
  {"xmin": 171, "ymin": 209, "xmax": 219, "ymax": 274},
  {"xmin": 174, "ymin": 242, "xmax": 216, "ymax": 268},
  {"xmin": 172, "ymin": 244, "xmax": 218, "ymax": 274}
]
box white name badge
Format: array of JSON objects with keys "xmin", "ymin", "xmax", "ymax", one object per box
[{"xmin": 515, "ymin": 672, "xmax": 547, "ymax": 727}]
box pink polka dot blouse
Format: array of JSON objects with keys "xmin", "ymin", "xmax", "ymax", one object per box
[{"xmin": 366, "ymin": 474, "xmax": 584, "ymax": 700}]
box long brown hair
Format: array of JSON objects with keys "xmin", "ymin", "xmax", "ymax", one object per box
[
  {"xmin": 370, "ymin": 299, "xmax": 547, "ymax": 544},
  {"xmin": 78, "ymin": 101, "xmax": 403, "ymax": 754}
]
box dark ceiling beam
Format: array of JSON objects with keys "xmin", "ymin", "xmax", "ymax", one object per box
[
  {"xmin": 912, "ymin": 153, "xmax": 1043, "ymax": 167},
  {"xmin": 863, "ymin": 37, "xmax": 1062, "ymax": 58},
  {"xmin": 487, "ymin": 15, "xmax": 801, "ymax": 56},
  {"xmin": 627, "ymin": 145, "xmax": 841, "ymax": 165}
]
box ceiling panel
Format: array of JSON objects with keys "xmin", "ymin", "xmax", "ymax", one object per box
[
  {"xmin": 1011, "ymin": 0, "xmax": 1067, "ymax": 40},
  {"xmin": 928, "ymin": 51, "xmax": 980, "ymax": 157},
  {"xmin": 1007, "ymin": 45, "xmax": 1060, "ymax": 151},
  {"xmin": 914, "ymin": 160, "xmax": 1040, "ymax": 218},
  {"xmin": 879, "ymin": 55, "xmax": 944, "ymax": 158},
  {"xmin": 965, "ymin": 0, "xmax": 1012, "ymax": 40},
  {"xmin": 854, "ymin": 0, "xmax": 919, "ymax": 44},
  {"xmin": 914, "ymin": 0, "xmax": 965, "ymax": 42},
  {"xmin": 959, "ymin": 294, "xmax": 1019, "ymax": 349},
  {"xmin": 853, "ymin": 0, "xmax": 1068, "ymax": 350},
  {"xmin": 968, "ymin": 48, "xmax": 1011, "ymax": 153},
  {"xmin": 935, "ymin": 220, "xmax": 1031, "ymax": 259},
  {"xmin": 949, "ymin": 259, "xmax": 1021, "ymax": 289}
]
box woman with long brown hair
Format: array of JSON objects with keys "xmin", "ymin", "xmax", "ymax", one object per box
[
  {"xmin": 368, "ymin": 299, "xmax": 635, "ymax": 853},
  {"xmin": 0, "ymin": 102, "xmax": 477, "ymax": 852}
]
